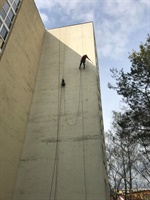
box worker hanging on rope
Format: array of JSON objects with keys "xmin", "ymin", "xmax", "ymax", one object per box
[{"xmin": 79, "ymin": 54, "xmax": 91, "ymax": 69}]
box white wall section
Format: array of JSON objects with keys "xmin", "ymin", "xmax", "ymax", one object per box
[{"xmin": 13, "ymin": 22, "xmax": 109, "ymax": 200}]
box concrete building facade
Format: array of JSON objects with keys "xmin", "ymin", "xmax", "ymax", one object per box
[
  {"xmin": 0, "ymin": 0, "xmax": 109, "ymax": 200},
  {"xmin": 0, "ymin": 0, "xmax": 45, "ymax": 199}
]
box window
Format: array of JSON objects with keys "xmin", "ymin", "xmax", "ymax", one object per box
[
  {"xmin": 3, "ymin": 2, "xmax": 9, "ymax": 13},
  {"xmin": 0, "ymin": 26, "xmax": 8, "ymax": 39},
  {"xmin": 0, "ymin": 9, "xmax": 6, "ymax": 19},
  {"xmin": 0, "ymin": 19, "xmax": 2, "ymax": 26},
  {"xmin": 8, "ymin": 9, "xmax": 14, "ymax": 21},
  {"xmin": 0, "ymin": 0, "xmax": 21, "ymax": 53},
  {"xmin": 12, "ymin": 2, "xmax": 17, "ymax": 11}
]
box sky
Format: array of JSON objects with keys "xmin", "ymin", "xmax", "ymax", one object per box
[{"xmin": 34, "ymin": 0, "xmax": 150, "ymax": 132}]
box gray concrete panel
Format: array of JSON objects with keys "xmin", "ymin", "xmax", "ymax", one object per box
[
  {"xmin": 0, "ymin": 0, "xmax": 45, "ymax": 199},
  {"xmin": 13, "ymin": 23, "xmax": 109, "ymax": 200}
]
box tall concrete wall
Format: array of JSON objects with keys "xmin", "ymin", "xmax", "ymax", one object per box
[
  {"xmin": 13, "ymin": 22, "xmax": 109, "ymax": 200},
  {"xmin": 0, "ymin": 0, "xmax": 45, "ymax": 199},
  {"xmin": 0, "ymin": 0, "xmax": 5, "ymax": 9}
]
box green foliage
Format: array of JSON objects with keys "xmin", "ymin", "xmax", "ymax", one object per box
[
  {"xmin": 107, "ymin": 35, "xmax": 150, "ymax": 195},
  {"xmin": 108, "ymin": 35, "xmax": 150, "ymax": 145}
]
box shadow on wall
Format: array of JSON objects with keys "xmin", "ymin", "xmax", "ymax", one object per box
[{"xmin": 40, "ymin": 30, "xmax": 99, "ymax": 89}]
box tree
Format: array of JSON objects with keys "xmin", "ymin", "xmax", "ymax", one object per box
[
  {"xmin": 108, "ymin": 35, "xmax": 150, "ymax": 148},
  {"xmin": 106, "ymin": 112, "xmax": 141, "ymax": 200},
  {"xmin": 106, "ymin": 112, "xmax": 150, "ymax": 200}
]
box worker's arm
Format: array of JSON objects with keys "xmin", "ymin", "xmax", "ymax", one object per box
[
  {"xmin": 87, "ymin": 56, "xmax": 93, "ymax": 64},
  {"xmin": 87, "ymin": 56, "xmax": 91, "ymax": 61},
  {"xmin": 87, "ymin": 56, "xmax": 93, "ymax": 62}
]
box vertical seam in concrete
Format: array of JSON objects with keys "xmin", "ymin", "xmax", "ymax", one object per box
[
  {"xmin": 54, "ymin": 31, "xmax": 61, "ymax": 200},
  {"xmin": 81, "ymin": 71, "xmax": 87, "ymax": 200},
  {"xmin": 49, "ymin": 30, "xmax": 62, "ymax": 200}
]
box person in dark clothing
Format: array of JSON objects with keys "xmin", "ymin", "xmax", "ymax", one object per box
[
  {"xmin": 79, "ymin": 54, "xmax": 91, "ymax": 69},
  {"xmin": 61, "ymin": 78, "xmax": 66, "ymax": 87}
]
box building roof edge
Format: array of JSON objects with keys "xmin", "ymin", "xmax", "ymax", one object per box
[{"xmin": 47, "ymin": 21, "xmax": 94, "ymax": 31}]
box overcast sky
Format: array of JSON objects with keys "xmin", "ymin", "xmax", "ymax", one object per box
[{"xmin": 34, "ymin": 0, "xmax": 150, "ymax": 132}]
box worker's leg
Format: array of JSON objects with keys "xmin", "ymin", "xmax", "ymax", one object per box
[
  {"xmin": 83, "ymin": 61, "xmax": 85, "ymax": 69},
  {"xmin": 79, "ymin": 61, "xmax": 82, "ymax": 69}
]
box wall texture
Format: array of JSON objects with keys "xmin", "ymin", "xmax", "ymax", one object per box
[
  {"xmin": 13, "ymin": 22, "xmax": 109, "ymax": 200},
  {"xmin": 0, "ymin": 0, "xmax": 5, "ymax": 9},
  {"xmin": 0, "ymin": 0, "xmax": 45, "ymax": 199}
]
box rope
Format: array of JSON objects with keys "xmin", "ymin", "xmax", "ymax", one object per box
[
  {"xmin": 81, "ymin": 24, "xmax": 88, "ymax": 55},
  {"xmin": 81, "ymin": 24, "xmax": 88, "ymax": 200},
  {"xmin": 49, "ymin": 30, "xmax": 62, "ymax": 200},
  {"xmin": 80, "ymin": 69, "xmax": 87, "ymax": 200},
  {"xmin": 53, "ymin": 87, "xmax": 62, "ymax": 200},
  {"xmin": 61, "ymin": 28, "xmax": 81, "ymax": 127},
  {"xmin": 81, "ymin": 25, "xmax": 85, "ymax": 55},
  {"xmin": 63, "ymin": 76, "xmax": 81, "ymax": 126},
  {"xmin": 49, "ymin": 25, "xmax": 88, "ymax": 199}
]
